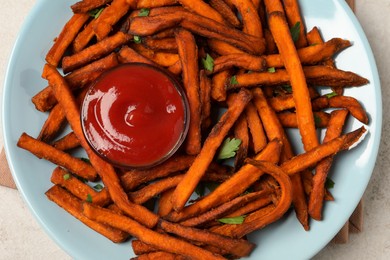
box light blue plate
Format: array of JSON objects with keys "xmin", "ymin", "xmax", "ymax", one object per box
[{"xmin": 2, "ymin": 0, "xmax": 382, "ymax": 259}]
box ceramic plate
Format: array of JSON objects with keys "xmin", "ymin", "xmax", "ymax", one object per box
[{"xmin": 2, "ymin": 0, "xmax": 382, "ymax": 259}]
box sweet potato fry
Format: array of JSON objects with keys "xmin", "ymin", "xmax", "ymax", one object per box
[
  {"xmin": 230, "ymin": 0, "xmax": 263, "ymax": 38},
  {"xmin": 233, "ymin": 115, "xmax": 249, "ymax": 169},
  {"xmin": 158, "ymin": 219, "xmax": 255, "ymax": 257},
  {"xmin": 37, "ymin": 104, "xmax": 66, "ymax": 143},
  {"xmin": 143, "ymin": 37, "xmax": 178, "ymax": 53},
  {"xmin": 211, "ymin": 69, "xmax": 231, "ymax": 102},
  {"xmin": 82, "ymin": 203, "xmax": 225, "ymax": 260},
  {"xmin": 207, "ymin": 38, "xmax": 245, "ymax": 55},
  {"xmin": 209, "ymin": 0, "xmax": 241, "ymax": 28},
  {"xmin": 280, "ymin": 126, "xmax": 367, "ymax": 176},
  {"xmin": 229, "ymin": 65, "xmax": 369, "ymax": 88},
  {"xmin": 52, "ymin": 132, "xmax": 81, "ymax": 151},
  {"xmin": 312, "ymin": 95, "xmax": 368, "ymax": 124},
  {"xmin": 165, "ymin": 138, "xmax": 282, "ymax": 222},
  {"xmin": 282, "ymin": 0, "xmax": 308, "ymax": 48},
  {"xmin": 132, "ymin": 240, "xmax": 159, "ymax": 255},
  {"xmin": 93, "ymin": 0, "xmax": 134, "ymax": 41},
  {"xmin": 120, "ymin": 155, "xmax": 195, "ymax": 191},
  {"xmin": 17, "ymin": 133, "xmax": 97, "ymax": 181},
  {"xmin": 180, "ymin": 189, "xmax": 274, "ymax": 227},
  {"xmin": 199, "ymin": 70, "xmax": 212, "ymax": 131},
  {"xmin": 46, "ymin": 185, "xmax": 128, "ymax": 243},
  {"xmin": 211, "ymin": 160, "xmax": 293, "ymax": 238},
  {"xmin": 46, "ymin": 13, "xmax": 90, "ymax": 67},
  {"xmin": 210, "ymin": 53, "xmax": 267, "ymax": 75},
  {"xmin": 62, "ymin": 31, "xmax": 131, "ymax": 73},
  {"xmin": 224, "ymin": 196, "xmax": 273, "ymax": 218},
  {"xmin": 117, "ymin": 45, "xmax": 157, "ymax": 65},
  {"xmin": 252, "ymin": 87, "xmax": 309, "ymax": 230},
  {"xmin": 50, "ymin": 166, "xmax": 110, "ymax": 206},
  {"xmin": 72, "ymin": 18, "xmax": 96, "ymax": 53},
  {"xmin": 169, "ymin": 89, "xmax": 252, "ymax": 211},
  {"xmin": 265, "ymin": 38, "xmax": 351, "ymax": 68},
  {"xmin": 175, "ymin": 28, "xmax": 202, "ymax": 155},
  {"xmin": 245, "ymin": 102, "xmax": 267, "ymax": 153},
  {"xmin": 71, "ymin": 0, "xmax": 113, "ymax": 13},
  {"xmin": 308, "ymin": 109, "xmax": 349, "ymax": 220},
  {"xmin": 278, "ymin": 111, "xmax": 331, "ymax": 128},
  {"xmin": 131, "ymin": 43, "xmax": 180, "ymax": 67},
  {"xmin": 264, "ymin": 0, "xmax": 319, "ymax": 152},
  {"xmin": 43, "ymin": 63, "xmax": 160, "ymax": 228},
  {"xmin": 136, "ymin": 0, "xmax": 178, "ymax": 8},
  {"xmin": 33, "ymin": 53, "xmax": 118, "ymax": 112},
  {"xmin": 177, "ymin": 0, "xmax": 226, "ymax": 24},
  {"xmin": 133, "ymin": 251, "xmax": 186, "ymax": 260}
]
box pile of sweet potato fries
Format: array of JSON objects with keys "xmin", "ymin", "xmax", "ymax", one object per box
[{"xmin": 17, "ymin": 0, "xmax": 369, "ymax": 258}]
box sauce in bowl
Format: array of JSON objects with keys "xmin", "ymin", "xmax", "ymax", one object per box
[{"xmin": 81, "ymin": 63, "xmax": 189, "ymax": 168}]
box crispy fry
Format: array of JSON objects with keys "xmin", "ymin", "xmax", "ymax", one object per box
[
  {"xmin": 177, "ymin": 0, "xmax": 226, "ymax": 24},
  {"xmin": 46, "ymin": 13, "xmax": 90, "ymax": 67},
  {"xmin": 17, "ymin": 133, "xmax": 97, "ymax": 181},
  {"xmin": 175, "ymin": 28, "xmax": 202, "ymax": 155},
  {"xmin": 252, "ymin": 88, "xmax": 309, "ymax": 230},
  {"xmin": 136, "ymin": 0, "xmax": 178, "ymax": 8},
  {"xmin": 165, "ymin": 138, "xmax": 282, "ymax": 222},
  {"xmin": 157, "ymin": 188, "xmax": 175, "ymax": 217},
  {"xmin": 143, "ymin": 37, "xmax": 178, "ymax": 52},
  {"xmin": 43, "ymin": 63, "xmax": 160, "ymax": 228},
  {"xmin": 62, "ymin": 31, "xmax": 131, "ymax": 73},
  {"xmin": 229, "ymin": 65, "xmax": 369, "ymax": 88},
  {"xmin": 308, "ymin": 109, "xmax": 349, "ymax": 220},
  {"xmin": 93, "ymin": 0, "xmax": 134, "ymax": 40},
  {"xmin": 211, "ymin": 160, "xmax": 293, "ymax": 238},
  {"xmin": 265, "ymin": 38, "xmax": 351, "ymax": 68},
  {"xmin": 280, "ymin": 127, "xmax": 367, "ymax": 176},
  {"xmin": 129, "ymin": 11, "xmax": 266, "ymax": 54},
  {"xmin": 33, "ymin": 53, "xmax": 118, "ymax": 112},
  {"xmin": 278, "ymin": 111, "xmax": 331, "ymax": 128},
  {"xmin": 132, "ymin": 240, "xmax": 159, "ymax": 255},
  {"xmin": 71, "ymin": 0, "xmax": 113, "ymax": 13},
  {"xmin": 209, "ymin": 0, "xmax": 241, "ymax": 28},
  {"xmin": 180, "ymin": 189, "xmax": 274, "ymax": 227},
  {"xmin": 118, "ymin": 45, "xmax": 158, "ymax": 65},
  {"xmin": 211, "ymin": 69, "xmax": 231, "ymax": 102},
  {"xmin": 83, "ymin": 203, "xmax": 225, "ymax": 260},
  {"xmin": 120, "ymin": 155, "xmax": 195, "ymax": 191},
  {"xmin": 207, "ymin": 38, "xmax": 245, "ymax": 55},
  {"xmin": 37, "ymin": 104, "xmax": 66, "ymax": 143},
  {"xmin": 230, "ymin": 0, "xmax": 263, "ymax": 38},
  {"xmin": 46, "ymin": 185, "xmax": 128, "ymax": 243},
  {"xmin": 133, "ymin": 251, "xmax": 186, "ymax": 260},
  {"xmin": 169, "ymin": 89, "xmax": 252, "ymax": 211},
  {"xmin": 210, "ymin": 53, "xmax": 266, "ymax": 75},
  {"xmin": 159, "ymin": 219, "xmax": 255, "ymax": 257},
  {"xmin": 52, "ymin": 132, "xmax": 81, "ymax": 151},
  {"xmin": 245, "ymin": 102, "xmax": 267, "ymax": 153},
  {"xmin": 72, "ymin": 18, "xmax": 96, "ymax": 53},
  {"xmin": 282, "ymin": 0, "xmax": 308, "ymax": 48},
  {"xmin": 224, "ymin": 196, "xmax": 273, "ymax": 218},
  {"xmin": 131, "ymin": 43, "xmax": 180, "ymax": 67},
  {"xmin": 199, "ymin": 70, "xmax": 212, "ymax": 131},
  {"xmin": 312, "ymin": 95, "xmax": 368, "ymax": 124},
  {"xmin": 264, "ymin": 0, "xmax": 319, "ymax": 151},
  {"xmin": 233, "ymin": 115, "xmax": 249, "ymax": 169}
]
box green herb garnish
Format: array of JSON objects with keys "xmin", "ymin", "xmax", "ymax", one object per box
[
  {"xmin": 314, "ymin": 114, "xmax": 322, "ymax": 127},
  {"xmin": 202, "ymin": 53, "xmax": 214, "ymax": 72},
  {"xmin": 93, "ymin": 184, "xmax": 104, "ymax": 191},
  {"xmin": 282, "ymin": 85, "xmax": 292, "ymax": 93},
  {"xmin": 230, "ymin": 75, "xmax": 238, "ymax": 85},
  {"xmin": 267, "ymin": 67, "xmax": 276, "ymax": 73},
  {"xmin": 218, "ymin": 215, "xmax": 246, "ymax": 224},
  {"xmin": 133, "ymin": 35, "xmax": 142, "ymax": 44},
  {"xmin": 88, "ymin": 8, "xmax": 104, "ymax": 19},
  {"xmin": 86, "ymin": 194, "xmax": 93, "ymax": 203},
  {"xmin": 325, "ymin": 92, "xmax": 338, "ymax": 99},
  {"xmin": 138, "ymin": 8, "xmax": 150, "ymax": 17},
  {"xmin": 217, "ymin": 138, "xmax": 241, "ymax": 160},
  {"xmin": 63, "ymin": 173, "xmax": 71, "ymax": 181},
  {"xmin": 325, "ymin": 177, "xmax": 335, "ymax": 189},
  {"xmin": 290, "ymin": 21, "xmax": 301, "ymax": 42},
  {"xmin": 80, "ymin": 157, "xmax": 91, "ymax": 164}
]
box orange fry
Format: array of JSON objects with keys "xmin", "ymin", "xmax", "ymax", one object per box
[{"xmin": 52, "ymin": 132, "xmax": 81, "ymax": 151}]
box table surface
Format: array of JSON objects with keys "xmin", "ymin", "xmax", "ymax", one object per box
[{"xmin": 1, "ymin": 1, "xmax": 389, "ymax": 259}]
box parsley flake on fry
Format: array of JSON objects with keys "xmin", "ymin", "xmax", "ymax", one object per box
[
  {"xmin": 325, "ymin": 177, "xmax": 335, "ymax": 189},
  {"xmin": 133, "ymin": 35, "xmax": 142, "ymax": 44},
  {"xmin": 202, "ymin": 53, "xmax": 214, "ymax": 72},
  {"xmin": 268, "ymin": 67, "xmax": 276, "ymax": 73},
  {"xmin": 93, "ymin": 184, "xmax": 104, "ymax": 191},
  {"xmin": 325, "ymin": 92, "xmax": 338, "ymax": 98},
  {"xmin": 290, "ymin": 21, "xmax": 301, "ymax": 42},
  {"xmin": 86, "ymin": 193, "xmax": 93, "ymax": 203},
  {"xmin": 88, "ymin": 7, "xmax": 104, "ymax": 19},
  {"xmin": 63, "ymin": 173, "xmax": 71, "ymax": 180},
  {"xmin": 138, "ymin": 8, "xmax": 150, "ymax": 17},
  {"xmin": 230, "ymin": 75, "xmax": 239, "ymax": 86},
  {"xmin": 218, "ymin": 215, "xmax": 246, "ymax": 224},
  {"xmin": 217, "ymin": 137, "xmax": 241, "ymax": 160}
]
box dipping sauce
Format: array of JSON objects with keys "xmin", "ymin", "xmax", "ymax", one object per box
[{"xmin": 81, "ymin": 63, "xmax": 189, "ymax": 168}]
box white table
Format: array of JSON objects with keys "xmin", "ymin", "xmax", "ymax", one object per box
[{"xmin": 1, "ymin": 1, "xmax": 389, "ymax": 259}]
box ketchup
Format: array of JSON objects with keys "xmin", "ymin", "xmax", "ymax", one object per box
[{"xmin": 81, "ymin": 63, "xmax": 189, "ymax": 168}]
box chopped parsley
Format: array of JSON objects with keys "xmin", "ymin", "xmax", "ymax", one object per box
[
  {"xmin": 138, "ymin": 8, "xmax": 150, "ymax": 17},
  {"xmin": 93, "ymin": 184, "xmax": 104, "ymax": 191},
  {"xmin": 217, "ymin": 137, "xmax": 241, "ymax": 160},
  {"xmin": 230, "ymin": 75, "xmax": 238, "ymax": 86},
  {"xmin": 133, "ymin": 35, "xmax": 142, "ymax": 44},
  {"xmin": 267, "ymin": 67, "xmax": 276, "ymax": 73},
  {"xmin": 325, "ymin": 177, "xmax": 335, "ymax": 189},
  {"xmin": 325, "ymin": 92, "xmax": 338, "ymax": 99},
  {"xmin": 63, "ymin": 173, "xmax": 71, "ymax": 181},
  {"xmin": 314, "ymin": 114, "xmax": 322, "ymax": 127},
  {"xmin": 202, "ymin": 53, "xmax": 214, "ymax": 72},
  {"xmin": 88, "ymin": 7, "xmax": 104, "ymax": 19},
  {"xmin": 290, "ymin": 22, "xmax": 301, "ymax": 43},
  {"xmin": 218, "ymin": 215, "xmax": 246, "ymax": 224},
  {"xmin": 86, "ymin": 194, "xmax": 93, "ymax": 203}
]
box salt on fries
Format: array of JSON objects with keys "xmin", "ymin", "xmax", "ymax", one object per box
[{"xmin": 18, "ymin": 0, "xmax": 369, "ymax": 258}]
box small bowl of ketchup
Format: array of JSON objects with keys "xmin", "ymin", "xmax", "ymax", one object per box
[{"xmin": 81, "ymin": 63, "xmax": 189, "ymax": 169}]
